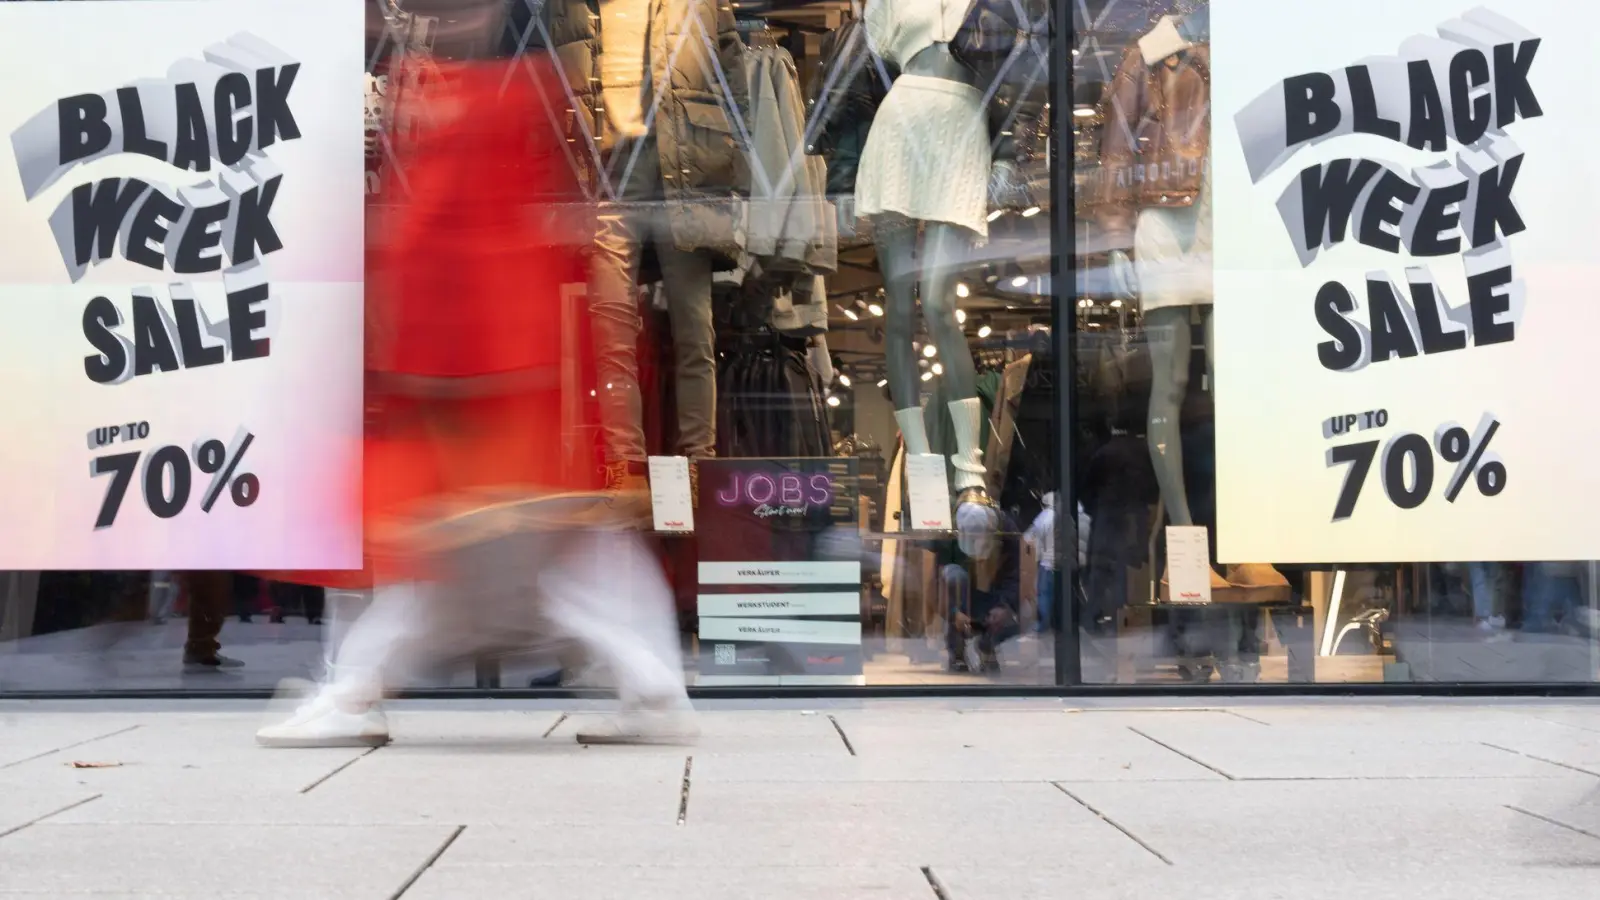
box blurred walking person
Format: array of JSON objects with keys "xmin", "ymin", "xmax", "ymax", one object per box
[{"xmin": 256, "ymin": 14, "xmax": 692, "ymax": 748}]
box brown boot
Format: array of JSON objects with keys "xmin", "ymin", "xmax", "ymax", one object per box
[
  {"xmin": 1221, "ymin": 564, "xmax": 1292, "ymax": 604},
  {"xmin": 1159, "ymin": 565, "xmax": 1236, "ymax": 604},
  {"xmin": 602, "ymin": 461, "xmax": 651, "ymax": 525}
]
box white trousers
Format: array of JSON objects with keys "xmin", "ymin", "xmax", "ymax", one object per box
[{"xmin": 324, "ymin": 529, "xmax": 687, "ymax": 708}]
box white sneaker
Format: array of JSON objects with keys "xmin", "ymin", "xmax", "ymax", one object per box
[
  {"xmin": 575, "ymin": 708, "xmax": 700, "ymax": 746},
  {"xmin": 1476, "ymin": 616, "xmax": 1510, "ymax": 642},
  {"xmin": 256, "ymin": 692, "xmax": 390, "ymax": 748}
]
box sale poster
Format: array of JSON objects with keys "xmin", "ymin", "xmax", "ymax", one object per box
[
  {"xmin": 0, "ymin": 0, "xmax": 365, "ymax": 569},
  {"xmin": 1213, "ymin": 3, "xmax": 1600, "ymax": 562}
]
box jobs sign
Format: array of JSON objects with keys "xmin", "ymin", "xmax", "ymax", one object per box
[
  {"xmin": 1213, "ymin": 2, "xmax": 1600, "ymax": 562},
  {"xmin": 0, "ymin": 0, "xmax": 365, "ymax": 569}
]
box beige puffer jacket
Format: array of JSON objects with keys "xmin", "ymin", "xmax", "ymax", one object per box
[{"xmin": 646, "ymin": 0, "xmax": 752, "ymax": 264}]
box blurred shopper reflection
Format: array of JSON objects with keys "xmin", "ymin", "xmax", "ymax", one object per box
[
  {"xmin": 179, "ymin": 572, "xmax": 243, "ymax": 671},
  {"xmin": 256, "ymin": 35, "xmax": 692, "ymax": 747}
]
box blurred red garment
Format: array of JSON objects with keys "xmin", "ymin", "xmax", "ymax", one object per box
[{"xmin": 265, "ymin": 57, "xmax": 602, "ymax": 591}]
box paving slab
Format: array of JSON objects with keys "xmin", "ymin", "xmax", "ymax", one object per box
[
  {"xmin": 932, "ymin": 865, "xmax": 1600, "ymax": 900},
  {"xmin": 440, "ymin": 820, "xmax": 1166, "ymax": 873},
  {"xmin": 405, "ymin": 863, "xmax": 934, "ymax": 900},
  {"xmin": 0, "ymin": 712, "xmax": 148, "ymax": 769},
  {"xmin": 0, "ymin": 823, "xmax": 453, "ymax": 896},
  {"xmin": 0, "ymin": 785, "xmax": 99, "ymax": 838},
  {"xmin": 1121, "ymin": 720, "xmax": 1553, "ymax": 780},
  {"xmin": 1061, "ymin": 777, "xmax": 1600, "ymax": 871}
]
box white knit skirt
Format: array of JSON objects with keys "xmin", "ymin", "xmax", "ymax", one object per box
[{"xmin": 855, "ymin": 75, "xmax": 991, "ymax": 240}]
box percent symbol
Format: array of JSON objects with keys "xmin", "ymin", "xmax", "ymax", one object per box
[
  {"xmin": 1434, "ymin": 418, "xmax": 1507, "ymax": 502},
  {"xmin": 90, "ymin": 430, "xmax": 260, "ymax": 528},
  {"xmin": 194, "ymin": 433, "xmax": 259, "ymax": 512},
  {"xmin": 1326, "ymin": 415, "xmax": 1509, "ymax": 521}
]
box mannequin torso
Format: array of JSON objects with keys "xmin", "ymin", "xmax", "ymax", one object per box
[{"xmin": 902, "ymin": 42, "xmax": 976, "ymax": 86}]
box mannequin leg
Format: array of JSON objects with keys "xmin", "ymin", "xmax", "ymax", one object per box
[
  {"xmin": 655, "ymin": 240, "xmax": 717, "ymax": 459},
  {"xmin": 588, "ymin": 138, "xmax": 657, "ymax": 466},
  {"xmin": 919, "ymin": 223, "xmax": 978, "ymax": 400},
  {"xmin": 921, "ymin": 223, "xmax": 984, "ymax": 492},
  {"xmin": 875, "ymin": 222, "xmax": 922, "ymax": 411},
  {"xmin": 1144, "ymin": 305, "xmax": 1194, "ymax": 526}
]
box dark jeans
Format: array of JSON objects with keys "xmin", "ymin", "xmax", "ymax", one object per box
[
  {"xmin": 179, "ymin": 572, "xmax": 231, "ymax": 660},
  {"xmin": 1524, "ymin": 563, "xmax": 1582, "ymax": 634},
  {"xmin": 1036, "ymin": 565, "xmax": 1057, "ymax": 633}
]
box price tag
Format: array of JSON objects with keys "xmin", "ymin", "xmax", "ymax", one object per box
[
  {"xmin": 904, "ymin": 454, "xmax": 953, "ymax": 531},
  {"xmin": 1166, "ymin": 526, "xmax": 1212, "ymax": 605},
  {"xmin": 648, "ymin": 456, "xmax": 694, "ymax": 532}
]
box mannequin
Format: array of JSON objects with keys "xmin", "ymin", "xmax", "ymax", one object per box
[
  {"xmin": 587, "ymin": 0, "xmax": 748, "ymax": 494},
  {"xmin": 1101, "ymin": 14, "xmax": 1287, "ymax": 601},
  {"xmin": 857, "ymin": 0, "xmax": 1000, "ymax": 556}
]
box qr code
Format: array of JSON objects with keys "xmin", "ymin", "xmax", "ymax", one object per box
[{"xmin": 714, "ymin": 644, "xmax": 737, "ymax": 666}]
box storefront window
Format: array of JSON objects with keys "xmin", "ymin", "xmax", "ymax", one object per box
[
  {"xmin": 1071, "ymin": 0, "xmax": 1600, "ymax": 684},
  {"xmin": 9, "ymin": 0, "xmax": 1587, "ymax": 695},
  {"xmin": 1, "ymin": 0, "xmax": 1059, "ymax": 691}
]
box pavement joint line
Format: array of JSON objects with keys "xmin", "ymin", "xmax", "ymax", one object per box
[
  {"xmin": 919, "ymin": 865, "xmax": 953, "ymax": 900},
  {"xmin": 1506, "ymin": 805, "xmax": 1600, "ymax": 843},
  {"xmin": 541, "ymin": 712, "xmax": 568, "ymax": 739},
  {"xmin": 677, "ymin": 756, "xmax": 693, "ymax": 825},
  {"xmin": 1051, "ymin": 783, "xmax": 1175, "ymax": 866},
  {"xmin": 388, "ymin": 824, "xmax": 466, "ymax": 899},
  {"xmin": 299, "ymin": 745, "xmax": 382, "ymax": 795},
  {"xmin": 1222, "ymin": 709, "xmax": 1273, "ymax": 726},
  {"xmin": 827, "ymin": 715, "xmax": 857, "ymax": 756},
  {"xmin": 0, "ymin": 724, "xmax": 142, "ymax": 769},
  {"xmin": 0, "ymin": 794, "xmax": 102, "ymax": 840},
  {"xmin": 1126, "ymin": 726, "xmax": 1236, "ymax": 780},
  {"xmin": 1482, "ymin": 742, "xmax": 1600, "ymax": 779}
]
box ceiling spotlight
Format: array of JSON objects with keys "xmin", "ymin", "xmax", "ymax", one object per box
[
  {"xmin": 838, "ymin": 374, "xmax": 851, "ymax": 387},
  {"xmin": 841, "ymin": 306, "xmax": 859, "ymax": 321},
  {"xmin": 987, "ymin": 209, "xmax": 1004, "ymax": 223},
  {"xmin": 1073, "ymin": 105, "xmax": 1096, "ymax": 118},
  {"xmin": 1011, "ymin": 275, "xmax": 1028, "ymax": 287},
  {"xmin": 1110, "ymin": 299, "xmax": 1123, "ymax": 308},
  {"xmin": 931, "ymin": 362, "xmax": 944, "ymax": 375},
  {"xmin": 956, "ymin": 283, "xmax": 970, "ymax": 298},
  {"xmin": 877, "ymin": 379, "xmax": 888, "ymax": 388},
  {"xmin": 977, "ymin": 324, "xmax": 992, "ymax": 338},
  {"xmin": 955, "ymin": 309, "xmax": 967, "ymax": 324},
  {"xmin": 825, "ymin": 395, "xmax": 841, "ymax": 408},
  {"xmin": 1077, "ymin": 298, "xmax": 1091, "ymax": 308},
  {"xmin": 868, "ymin": 303, "xmax": 884, "ymax": 317},
  {"xmin": 922, "ymin": 344, "xmax": 938, "ymax": 358},
  {"xmin": 1021, "ymin": 206, "xmax": 1041, "ymax": 218},
  {"xmin": 920, "ymin": 371, "xmax": 934, "ymax": 382}
]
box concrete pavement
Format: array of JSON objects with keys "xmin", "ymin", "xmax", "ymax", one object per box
[{"xmin": 3, "ymin": 698, "xmax": 1600, "ymax": 898}]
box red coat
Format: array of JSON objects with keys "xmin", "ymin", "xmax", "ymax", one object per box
[{"xmin": 265, "ymin": 58, "xmax": 603, "ymax": 591}]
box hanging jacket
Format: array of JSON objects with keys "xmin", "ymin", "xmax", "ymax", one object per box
[
  {"xmin": 505, "ymin": 0, "xmax": 752, "ymax": 265},
  {"xmin": 1094, "ymin": 42, "xmax": 1211, "ymax": 249},
  {"xmin": 646, "ymin": 0, "xmax": 753, "ymax": 263},
  {"xmin": 503, "ymin": 0, "xmax": 601, "ymax": 183},
  {"xmin": 805, "ymin": 16, "xmax": 893, "ymax": 194},
  {"xmin": 745, "ymin": 46, "xmax": 837, "ymax": 272}
]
